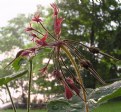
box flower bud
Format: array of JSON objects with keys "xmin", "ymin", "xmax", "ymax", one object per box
[
  {"xmin": 80, "ymin": 59, "xmax": 92, "ymax": 69},
  {"xmin": 64, "ymin": 85, "xmax": 73, "ymax": 99},
  {"xmin": 89, "ymin": 46, "xmax": 100, "ymax": 54},
  {"xmin": 66, "ymin": 78, "xmax": 80, "ymax": 97}
]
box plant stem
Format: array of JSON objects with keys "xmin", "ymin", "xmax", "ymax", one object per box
[
  {"xmin": 61, "ymin": 45, "xmax": 89, "ymax": 112},
  {"xmin": 27, "ymin": 60, "xmax": 33, "ymax": 112},
  {"xmin": 5, "ymin": 84, "xmax": 17, "ymax": 112},
  {"xmin": 39, "ymin": 23, "xmax": 57, "ymax": 41}
]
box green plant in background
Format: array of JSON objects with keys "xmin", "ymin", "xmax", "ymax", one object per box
[{"xmin": 1, "ymin": 2, "xmax": 120, "ymax": 112}]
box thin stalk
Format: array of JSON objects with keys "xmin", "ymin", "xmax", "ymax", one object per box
[
  {"xmin": 55, "ymin": 51, "xmax": 76, "ymax": 96},
  {"xmin": 67, "ymin": 43, "xmax": 85, "ymax": 58},
  {"xmin": 59, "ymin": 54, "xmax": 75, "ymax": 77},
  {"xmin": 46, "ymin": 49, "xmax": 54, "ymax": 67},
  {"xmin": 55, "ymin": 49, "xmax": 67, "ymax": 81},
  {"xmin": 53, "ymin": 50, "xmax": 66, "ymax": 84},
  {"xmin": 58, "ymin": 53, "xmax": 85, "ymax": 101},
  {"xmin": 39, "ymin": 23, "xmax": 57, "ymax": 41},
  {"xmin": 59, "ymin": 54, "xmax": 79, "ymax": 83},
  {"xmin": 5, "ymin": 84, "xmax": 17, "ymax": 112},
  {"xmin": 61, "ymin": 45, "xmax": 89, "ymax": 112},
  {"xmin": 59, "ymin": 54, "xmax": 87, "ymax": 93},
  {"xmin": 66, "ymin": 43, "xmax": 85, "ymax": 59},
  {"xmin": 67, "ymin": 44, "xmax": 106, "ymax": 85},
  {"xmin": 27, "ymin": 60, "xmax": 33, "ymax": 112},
  {"xmin": 64, "ymin": 39, "xmax": 89, "ymax": 49},
  {"xmin": 33, "ymin": 29, "xmax": 44, "ymax": 36},
  {"xmin": 100, "ymin": 51, "xmax": 120, "ymax": 61},
  {"xmin": 66, "ymin": 40, "xmax": 120, "ymax": 61},
  {"xmin": 88, "ymin": 68, "xmax": 106, "ymax": 85},
  {"xmin": 53, "ymin": 49, "xmax": 57, "ymax": 70}
]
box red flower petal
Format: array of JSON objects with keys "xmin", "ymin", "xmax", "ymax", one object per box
[
  {"xmin": 50, "ymin": 3, "xmax": 59, "ymax": 16},
  {"xmin": 31, "ymin": 33, "xmax": 38, "ymax": 37},
  {"xmin": 32, "ymin": 15, "xmax": 42, "ymax": 23},
  {"xmin": 64, "ymin": 85, "xmax": 73, "ymax": 99},
  {"xmin": 31, "ymin": 33, "xmax": 39, "ymax": 42},
  {"xmin": 25, "ymin": 23, "xmax": 34, "ymax": 31},
  {"xmin": 66, "ymin": 78, "xmax": 80, "ymax": 97},
  {"xmin": 54, "ymin": 17, "xmax": 64, "ymax": 36},
  {"xmin": 41, "ymin": 33, "xmax": 48, "ymax": 42},
  {"xmin": 35, "ymin": 33, "xmax": 48, "ymax": 46}
]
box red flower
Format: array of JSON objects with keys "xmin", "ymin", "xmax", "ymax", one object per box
[
  {"xmin": 62, "ymin": 77, "xmax": 81, "ymax": 99},
  {"xmin": 35, "ymin": 33, "xmax": 48, "ymax": 46},
  {"xmin": 50, "ymin": 3, "xmax": 59, "ymax": 16},
  {"xmin": 25, "ymin": 23, "xmax": 34, "ymax": 31},
  {"xmin": 54, "ymin": 17, "xmax": 64, "ymax": 36},
  {"xmin": 66, "ymin": 78, "xmax": 80, "ymax": 97},
  {"xmin": 64, "ymin": 85, "xmax": 73, "ymax": 99},
  {"xmin": 32, "ymin": 15, "xmax": 42, "ymax": 23}
]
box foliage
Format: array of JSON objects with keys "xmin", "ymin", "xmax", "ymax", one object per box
[
  {"xmin": 98, "ymin": 87, "xmax": 121, "ymax": 103},
  {"xmin": 47, "ymin": 84, "xmax": 121, "ymax": 112},
  {"xmin": 47, "ymin": 96, "xmax": 85, "ymax": 112},
  {"xmin": 92, "ymin": 101, "xmax": 121, "ymax": 112},
  {"xmin": 47, "ymin": 99, "xmax": 70, "ymax": 112},
  {"xmin": 0, "ymin": 70, "xmax": 28, "ymax": 86}
]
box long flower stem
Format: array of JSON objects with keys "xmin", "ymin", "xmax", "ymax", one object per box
[
  {"xmin": 61, "ymin": 45, "xmax": 89, "ymax": 112},
  {"xmin": 5, "ymin": 84, "xmax": 17, "ymax": 112},
  {"xmin": 27, "ymin": 60, "xmax": 33, "ymax": 112},
  {"xmin": 39, "ymin": 23, "xmax": 57, "ymax": 41}
]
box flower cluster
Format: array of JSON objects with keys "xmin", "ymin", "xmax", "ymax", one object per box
[{"xmin": 8, "ymin": 3, "xmax": 119, "ymax": 100}]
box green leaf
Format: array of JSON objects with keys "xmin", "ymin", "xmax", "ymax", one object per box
[
  {"xmin": 12, "ymin": 57, "xmax": 25, "ymax": 71},
  {"xmin": 47, "ymin": 99, "xmax": 71, "ymax": 112},
  {"xmin": 0, "ymin": 70, "xmax": 28, "ymax": 86},
  {"xmin": 98, "ymin": 87, "xmax": 121, "ymax": 103}
]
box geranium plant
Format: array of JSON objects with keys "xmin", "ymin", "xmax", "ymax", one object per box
[{"xmin": 3, "ymin": 3, "xmax": 119, "ymax": 112}]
